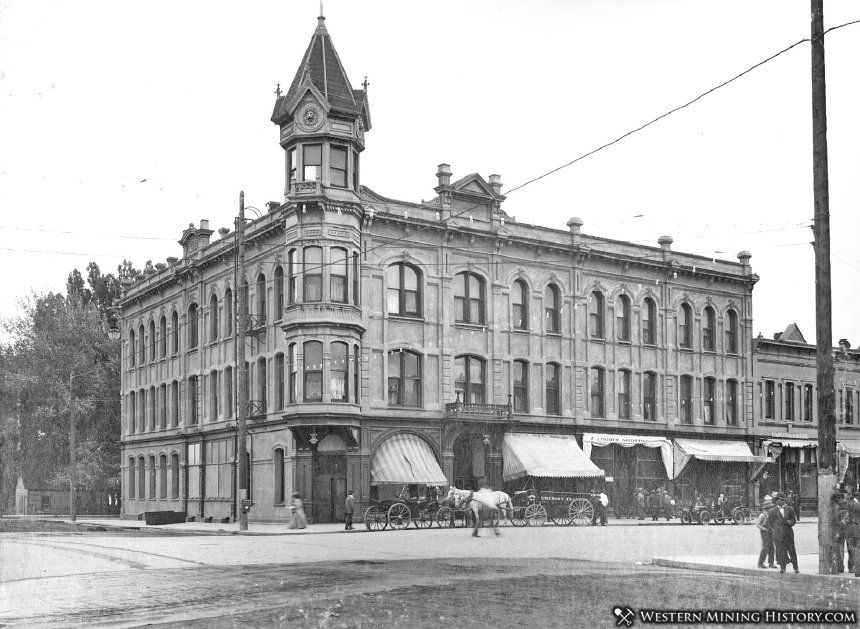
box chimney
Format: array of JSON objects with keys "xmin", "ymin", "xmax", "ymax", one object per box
[
  {"xmin": 658, "ymin": 235, "xmax": 673, "ymax": 251},
  {"xmin": 436, "ymin": 163, "xmax": 452, "ymax": 188},
  {"xmin": 218, "ymin": 227, "xmax": 230, "ymax": 239},
  {"xmin": 200, "ymin": 219, "xmax": 209, "ymax": 231},
  {"xmin": 267, "ymin": 201, "xmax": 280, "ymax": 213},
  {"xmin": 196, "ymin": 219, "xmax": 214, "ymax": 249},
  {"xmin": 737, "ymin": 250, "xmax": 752, "ymax": 275},
  {"xmin": 488, "ymin": 174, "xmax": 502, "ymax": 195},
  {"xmin": 567, "ymin": 217, "xmax": 583, "ymax": 246}
]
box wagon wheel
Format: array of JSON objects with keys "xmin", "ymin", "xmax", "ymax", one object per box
[
  {"xmin": 387, "ymin": 502, "xmax": 412, "ymax": 530},
  {"xmin": 698, "ymin": 509, "xmax": 712, "ymax": 525},
  {"xmin": 364, "ymin": 506, "xmax": 387, "ymax": 531},
  {"xmin": 550, "ymin": 504, "xmax": 573, "ymax": 526},
  {"xmin": 436, "ymin": 506, "xmax": 455, "ymax": 528},
  {"xmin": 731, "ymin": 507, "xmax": 744, "ymax": 525},
  {"xmin": 525, "ymin": 503, "xmax": 547, "ymax": 527},
  {"xmin": 416, "ymin": 509, "xmax": 434, "ymax": 528},
  {"xmin": 568, "ymin": 498, "xmax": 594, "ymax": 526},
  {"xmin": 680, "ymin": 509, "xmax": 691, "ymax": 525},
  {"xmin": 510, "ymin": 507, "xmax": 528, "ymax": 527}
]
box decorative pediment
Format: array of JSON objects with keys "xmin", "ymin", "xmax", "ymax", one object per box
[{"xmin": 450, "ymin": 173, "xmax": 503, "ymax": 200}]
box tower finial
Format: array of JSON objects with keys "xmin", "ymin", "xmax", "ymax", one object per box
[
  {"xmin": 275, "ymin": 82, "xmax": 281, "ymax": 98},
  {"xmin": 316, "ymin": 1, "xmax": 326, "ymax": 29}
]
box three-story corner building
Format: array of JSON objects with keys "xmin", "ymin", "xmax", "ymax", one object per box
[{"xmin": 119, "ymin": 14, "xmax": 789, "ymax": 524}]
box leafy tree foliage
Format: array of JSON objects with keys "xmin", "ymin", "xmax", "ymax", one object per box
[{"xmin": 0, "ymin": 260, "xmax": 139, "ymax": 513}]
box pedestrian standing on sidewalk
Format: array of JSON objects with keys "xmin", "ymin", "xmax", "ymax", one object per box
[
  {"xmin": 290, "ymin": 492, "xmax": 307, "ymax": 529},
  {"xmin": 788, "ymin": 490, "xmax": 800, "ymax": 522},
  {"xmin": 598, "ymin": 490, "xmax": 609, "ymax": 525},
  {"xmin": 769, "ymin": 493, "xmax": 798, "ymax": 573},
  {"xmin": 755, "ymin": 495, "xmax": 776, "ymax": 569},
  {"xmin": 636, "ymin": 488, "xmax": 646, "ymax": 520},
  {"xmin": 847, "ymin": 489, "xmax": 860, "ymax": 577},
  {"xmin": 344, "ymin": 490, "xmax": 355, "ymax": 530}
]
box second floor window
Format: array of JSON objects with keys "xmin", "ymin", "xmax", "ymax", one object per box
[
  {"xmin": 256, "ymin": 273, "xmax": 267, "ymax": 323},
  {"xmin": 679, "ymin": 304, "xmax": 692, "ymax": 348},
  {"xmin": 765, "ymin": 380, "xmax": 775, "ymax": 419},
  {"xmin": 172, "ymin": 311, "xmax": 179, "ymax": 354},
  {"xmin": 287, "ymin": 249, "xmax": 297, "ymax": 305},
  {"xmin": 288, "ymin": 147, "xmax": 297, "ymax": 184},
  {"xmin": 303, "ymin": 144, "xmax": 321, "ymax": 181},
  {"xmin": 129, "ymin": 328, "xmax": 136, "ymax": 367},
  {"xmin": 454, "ymin": 355, "xmax": 485, "ymax": 404},
  {"xmin": 330, "ymin": 342, "xmax": 348, "ymax": 402},
  {"xmin": 138, "ymin": 324, "xmax": 145, "ymax": 363},
  {"xmin": 726, "ymin": 309, "xmax": 738, "ymax": 353},
  {"xmin": 454, "ymin": 272, "xmax": 484, "ymax": 325},
  {"xmin": 680, "ymin": 375, "xmax": 693, "ymax": 423},
  {"xmin": 513, "ymin": 360, "xmax": 528, "ymax": 412},
  {"xmin": 545, "ymin": 285, "xmax": 560, "ymax": 334},
  {"xmin": 846, "ymin": 388, "xmax": 855, "ymax": 425},
  {"xmin": 388, "ymin": 263, "xmax": 420, "ymax": 316},
  {"xmin": 704, "ymin": 377, "xmax": 716, "ymax": 424},
  {"xmin": 643, "ymin": 372, "xmax": 657, "ymax": 421},
  {"xmin": 149, "ymin": 320, "xmax": 156, "ymax": 362},
  {"xmin": 726, "ymin": 379, "xmax": 738, "ymax": 425},
  {"xmin": 589, "ymin": 291, "xmax": 604, "ymax": 339},
  {"xmin": 804, "ymin": 383, "xmax": 813, "ymax": 421},
  {"xmin": 303, "ymin": 247, "xmax": 322, "ymax": 302},
  {"xmin": 303, "ymin": 341, "xmax": 322, "ymax": 402},
  {"xmin": 388, "ymin": 350, "xmax": 421, "ymax": 407},
  {"xmin": 590, "ymin": 367, "xmax": 605, "ymax": 418},
  {"xmin": 159, "ymin": 315, "xmax": 167, "ymax": 358},
  {"xmin": 546, "ymin": 363, "xmax": 560, "ymax": 415},
  {"xmin": 703, "ymin": 307, "xmax": 715, "ymax": 351},
  {"xmin": 642, "ymin": 297, "xmax": 656, "ymax": 345},
  {"xmin": 330, "ymin": 248, "xmax": 348, "ymax": 303},
  {"xmin": 188, "ymin": 375, "xmax": 199, "ymax": 425},
  {"xmin": 618, "ymin": 369, "xmax": 631, "ymax": 419},
  {"xmin": 275, "ymin": 353, "xmax": 285, "ymax": 409},
  {"xmin": 330, "ymin": 146, "xmax": 348, "ymax": 187},
  {"xmin": 785, "ymin": 382, "xmax": 795, "ymax": 421},
  {"xmin": 188, "ymin": 304, "xmax": 198, "ymax": 350},
  {"xmin": 616, "ymin": 295, "xmax": 631, "ymax": 342},
  {"xmin": 289, "ymin": 344, "xmax": 298, "ymax": 403},
  {"xmin": 274, "ymin": 266, "xmax": 284, "ymax": 318},
  {"xmin": 512, "ymin": 280, "xmax": 528, "ymax": 331},
  {"xmin": 209, "ymin": 294, "xmax": 219, "ymax": 341}
]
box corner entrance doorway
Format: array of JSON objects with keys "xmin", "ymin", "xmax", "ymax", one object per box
[{"xmin": 312, "ymin": 434, "xmax": 347, "ymax": 523}]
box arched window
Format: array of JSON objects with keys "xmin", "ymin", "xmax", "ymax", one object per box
[
  {"xmin": 303, "ymin": 341, "xmax": 323, "ymax": 401},
  {"xmin": 352, "ymin": 252, "xmax": 360, "ymax": 306},
  {"xmin": 159, "ymin": 315, "xmax": 167, "ymax": 358},
  {"xmin": 138, "ymin": 456, "xmax": 145, "ymax": 499},
  {"xmin": 454, "ymin": 272, "xmax": 485, "ymax": 324},
  {"xmin": 330, "ymin": 248, "xmax": 348, "ymax": 303},
  {"xmin": 138, "ymin": 324, "xmax": 145, "ymax": 364},
  {"xmin": 160, "ymin": 383, "xmax": 167, "ymax": 429},
  {"xmin": 209, "ymin": 294, "xmax": 219, "ymax": 342},
  {"xmin": 148, "ymin": 320, "xmax": 156, "ymax": 362},
  {"xmin": 170, "ymin": 453, "xmax": 180, "ymax": 499},
  {"xmin": 129, "ymin": 328, "xmax": 136, "ymax": 367},
  {"xmin": 387, "ymin": 263, "xmax": 421, "ymax": 317},
  {"xmin": 545, "ymin": 285, "xmax": 560, "ymax": 334},
  {"xmin": 287, "ymin": 249, "xmax": 297, "ymax": 305},
  {"xmin": 618, "ymin": 369, "xmax": 631, "ymax": 419},
  {"xmin": 128, "ymin": 391, "xmax": 136, "ymax": 434},
  {"xmin": 703, "ymin": 306, "xmax": 716, "ymax": 351},
  {"xmin": 171, "ymin": 310, "xmax": 179, "ymax": 354},
  {"xmin": 274, "ymin": 266, "xmax": 284, "ymax": 319},
  {"xmin": 171, "ymin": 380, "xmax": 179, "ymax": 427},
  {"xmin": 257, "ymin": 357, "xmax": 267, "ymax": 412},
  {"xmin": 726, "ymin": 379, "xmax": 738, "ymax": 425},
  {"xmin": 388, "ymin": 350, "xmax": 421, "ymax": 407},
  {"xmin": 148, "ymin": 455, "xmax": 156, "ymax": 500},
  {"xmin": 274, "ymin": 353, "xmax": 285, "ymax": 409},
  {"xmin": 159, "ymin": 454, "xmax": 168, "ymax": 499},
  {"xmin": 224, "ymin": 289, "xmax": 233, "ymax": 337},
  {"xmin": 643, "ymin": 372, "xmax": 657, "ymax": 421},
  {"xmin": 679, "ymin": 303, "xmax": 692, "ymax": 349},
  {"xmin": 127, "ymin": 457, "xmax": 135, "ymax": 500},
  {"xmin": 303, "ymin": 247, "xmax": 322, "ymax": 302},
  {"xmin": 725, "ymin": 309, "xmax": 738, "ymax": 353},
  {"xmin": 188, "ymin": 375, "xmax": 199, "ymax": 425},
  {"xmin": 187, "ymin": 303, "xmax": 199, "ymax": 350},
  {"xmin": 209, "ymin": 370, "xmax": 219, "ymax": 420},
  {"xmin": 256, "ymin": 273, "xmax": 267, "ymax": 323},
  {"xmin": 590, "ymin": 367, "xmax": 605, "ymax": 418},
  {"xmin": 513, "ymin": 360, "xmax": 529, "ymax": 413},
  {"xmin": 589, "ymin": 291, "xmax": 604, "ymax": 339},
  {"xmin": 642, "ymin": 298, "xmax": 656, "ymax": 345},
  {"xmin": 274, "ymin": 448, "xmax": 285, "ymax": 505},
  {"xmin": 288, "ymin": 344, "xmax": 297, "ymax": 403},
  {"xmin": 512, "ymin": 280, "xmax": 528, "ymax": 331},
  {"xmin": 330, "ymin": 342, "xmax": 348, "ymax": 402},
  {"xmin": 546, "ymin": 362, "xmax": 561, "ymax": 415},
  {"xmin": 616, "ymin": 295, "xmax": 631, "ymax": 342},
  {"xmin": 704, "ymin": 376, "xmax": 716, "ymax": 424},
  {"xmin": 679, "ymin": 374, "xmax": 693, "ymax": 423},
  {"xmin": 454, "ymin": 355, "xmax": 485, "ymax": 404}
]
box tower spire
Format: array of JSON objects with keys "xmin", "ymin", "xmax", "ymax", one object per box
[{"xmin": 317, "ymin": 1, "xmax": 325, "ymax": 28}]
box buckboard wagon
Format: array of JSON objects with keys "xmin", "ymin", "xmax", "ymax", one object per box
[{"xmin": 509, "ymin": 489, "xmax": 595, "ymax": 526}]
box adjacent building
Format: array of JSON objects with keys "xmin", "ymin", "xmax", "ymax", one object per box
[{"xmin": 118, "ymin": 14, "xmax": 858, "ymax": 522}]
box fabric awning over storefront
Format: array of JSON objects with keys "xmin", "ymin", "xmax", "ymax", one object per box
[
  {"xmin": 762, "ymin": 438, "xmax": 817, "ymax": 458},
  {"xmin": 503, "ymin": 433, "xmax": 605, "ymax": 481},
  {"xmin": 839, "ymin": 440, "xmax": 860, "ymax": 459},
  {"xmin": 582, "ymin": 433, "xmax": 673, "ymax": 480},
  {"xmin": 370, "ymin": 433, "xmax": 447, "ymax": 486},
  {"xmin": 673, "ymin": 438, "xmax": 771, "ymax": 479}
]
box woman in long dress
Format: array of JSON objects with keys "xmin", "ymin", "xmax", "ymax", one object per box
[{"xmin": 290, "ymin": 492, "xmax": 307, "ymax": 529}]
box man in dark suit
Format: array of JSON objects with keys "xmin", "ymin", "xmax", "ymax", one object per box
[
  {"xmin": 768, "ymin": 493, "xmax": 799, "ymax": 573},
  {"xmin": 847, "ymin": 489, "xmax": 860, "ymax": 577}
]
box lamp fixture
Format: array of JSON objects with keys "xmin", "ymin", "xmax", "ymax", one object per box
[
  {"xmin": 309, "ymin": 430, "xmax": 319, "ymax": 445},
  {"xmin": 482, "ymin": 434, "xmax": 491, "ymax": 447}
]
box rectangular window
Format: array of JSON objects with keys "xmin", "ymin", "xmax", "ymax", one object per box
[
  {"xmin": 725, "ymin": 380, "xmax": 738, "ymax": 426},
  {"xmin": 513, "ymin": 361, "xmax": 528, "ymax": 413},
  {"xmin": 618, "ymin": 371, "xmax": 631, "ymax": 419},
  {"xmin": 303, "ymin": 144, "xmax": 321, "ymax": 181},
  {"xmin": 546, "ymin": 364, "xmax": 560, "ymax": 415},
  {"xmin": 847, "ymin": 388, "xmax": 855, "ymax": 425},
  {"xmin": 171, "ymin": 381, "xmax": 179, "ymax": 427},
  {"xmin": 170, "ymin": 454, "xmax": 180, "ymax": 500},
  {"xmin": 189, "ymin": 376, "xmax": 198, "ymax": 425},
  {"xmin": 330, "ymin": 343, "xmax": 348, "ymax": 402},
  {"xmin": 304, "ymin": 342, "xmax": 322, "ymax": 402},
  {"xmin": 303, "ymin": 247, "xmax": 322, "ymax": 302},
  {"xmin": 330, "ymin": 146, "xmax": 348, "ymax": 187},
  {"xmin": 276, "ymin": 354, "xmax": 285, "ymax": 409},
  {"xmin": 289, "ymin": 345, "xmax": 298, "ymax": 403},
  {"xmin": 703, "ymin": 378, "xmax": 715, "ymax": 425},
  {"xmin": 765, "ymin": 380, "xmax": 775, "ymax": 419},
  {"xmin": 785, "ymin": 382, "xmax": 795, "ymax": 421},
  {"xmin": 288, "ymin": 147, "xmax": 297, "ymax": 185},
  {"xmin": 352, "ymin": 150, "xmax": 359, "ymax": 191},
  {"xmin": 330, "ymin": 248, "xmax": 348, "ymax": 303},
  {"xmin": 590, "ymin": 368, "xmax": 604, "ymax": 418},
  {"xmin": 680, "ymin": 375, "xmax": 693, "ymax": 424},
  {"xmin": 803, "ymin": 383, "xmax": 813, "ymax": 422},
  {"xmin": 224, "ymin": 368, "xmax": 233, "ymax": 418},
  {"xmin": 643, "ymin": 372, "xmax": 656, "ymax": 421},
  {"xmin": 210, "ymin": 371, "xmax": 219, "ymax": 420}
]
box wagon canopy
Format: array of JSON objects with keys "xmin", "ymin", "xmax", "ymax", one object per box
[
  {"xmin": 370, "ymin": 433, "xmax": 447, "ymax": 486},
  {"xmin": 503, "ymin": 433, "xmax": 605, "ymax": 481},
  {"xmin": 673, "ymin": 438, "xmax": 771, "ymax": 479}
]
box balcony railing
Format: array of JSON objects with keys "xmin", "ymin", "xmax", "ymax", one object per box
[{"xmin": 445, "ymin": 392, "xmax": 512, "ymax": 421}]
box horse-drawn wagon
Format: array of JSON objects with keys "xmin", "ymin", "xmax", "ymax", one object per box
[
  {"xmin": 364, "ymin": 487, "xmax": 443, "ymax": 531},
  {"xmin": 508, "ymin": 489, "xmax": 595, "ymax": 526}
]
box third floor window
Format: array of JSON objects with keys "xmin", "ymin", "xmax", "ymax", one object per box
[
  {"xmin": 454, "ymin": 272, "xmax": 484, "ymax": 325},
  {"xmin": 388, "ymin": 263, "xmax": 420, "ymax": 316},
  {"xmin": 303, "ymin": 247, "xmax": 322, "ymax": 302}
]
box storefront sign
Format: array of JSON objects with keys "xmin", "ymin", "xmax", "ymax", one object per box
[
  {"xmin": 771, "ymin": 432, "xmax": 811, "ymax": 439},
  {"xmin": 605, "ymin": 476, "xmax": 614, "ymax": 482}
]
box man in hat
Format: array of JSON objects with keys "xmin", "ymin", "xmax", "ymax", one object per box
[
  {"xmin": 755, "ymin": 495, "xmax": 776, "ymax": 568},
  {"xmin": 847, "ymin": 488, "xmax": 860, "ymax": 577},
  {"xmin": 768, "ymin": 492, "xmax": 798, "ymax": 573},
  {"xmin": 636, "ymin": 488, "xmax": 646, "ymax": 520}
]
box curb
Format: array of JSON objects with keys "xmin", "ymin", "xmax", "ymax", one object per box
[{"xmin": 652, "ymin": 558, "xmax": 858, "ymax": 583}]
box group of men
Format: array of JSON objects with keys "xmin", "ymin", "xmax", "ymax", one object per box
[
  {"xmin": 835, "ymin": 488, "xmax": 860, "ymax": 576},
  {"xmin": 635, "ymin": 487, "xmax": 673, "ymax": 521}
]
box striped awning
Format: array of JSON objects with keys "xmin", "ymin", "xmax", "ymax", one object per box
[
  {"xmin": 673, "ymin": 438, "xmax": 772, "ymax": 478},
  {"xmin": 370, "ymin": 433, "xmax": 447, "ymax": 486},
  {"xmin": 503, "ymin": 433, "xmax": 605, "ymax": 481}
]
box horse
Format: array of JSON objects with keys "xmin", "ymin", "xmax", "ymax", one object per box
[{"xmin": 447, "ymin": 486, "xmax": 515, "ymax": 537}]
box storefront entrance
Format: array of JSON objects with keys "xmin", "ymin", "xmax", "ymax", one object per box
[
  {"xmin": 312, "ymin": 435, "xmax": 347, "ymax": 523},
  {"xmin": 590, "ymin": 444, "xmax": 667, "ymax": 517},
  {"xmin": 453, "ymin": 432, "xmax": 487, "ymax": 490}
]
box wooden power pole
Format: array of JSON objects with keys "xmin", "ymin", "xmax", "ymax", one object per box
[
  {"xmin": 811, "ymin": 0, "xmax": 838, "ymax": 574},
  {"xmin": 69, "ymin": 374, "xmax": 77, "ymax": 522},
  {"xmin": 237, "ymin": 192, "xmax": 250, "ymax": 531}
]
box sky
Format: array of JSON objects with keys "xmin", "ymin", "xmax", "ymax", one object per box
[{"xmin": 1, "ymin": 0, "xmax": 858, "ymax": 345}]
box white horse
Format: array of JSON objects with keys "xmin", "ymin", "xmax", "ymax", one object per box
[{"xmin": 447, "ymin": 486, "xmax": 514, "ymax": 537}]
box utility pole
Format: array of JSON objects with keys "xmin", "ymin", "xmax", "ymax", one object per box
[
  {"xmin": 811, "ymin": 0, "xmax": 837, "ymax": 574},
  {"xmin": 69, "ymin": 373, "xmax": 77, "ymax": 522},
  {"xmin": 237, "ymin": 191, "xmax": 250, "ymax": 531}
]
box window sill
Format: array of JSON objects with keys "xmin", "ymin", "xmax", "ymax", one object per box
[
  {"xmin": 273, "ymin": 502, "xmax": 286, "ymax": 508},
  {"xmin": 511, "ymin": 328, "xmax": 529, "ymax": 334},
  {"xmin": 545, "ymin": 332, "xmax": 562, "ymax": 338},
  {"xmin": 702, "ymin": 349, "xmax": 717, "ymax": 355},
  {"xmin": 388, "ymin": 314, "xmax": 424, "ymax": 322},
  {"xmin": 453, "ymin": 322, "xmax": 488, "ymax": 330},
  {"xmin": 589, "ymin": 336, "xmax": 606, "ymax": 343},
  {"xmin": 388, "ymin": 404, "xmax": 423, "ymax": 410},
  {"xmin": 187, "ymin": 347, "xmax": 198, "ymax": 354},
  {"xmin": 678, "ymin": 346, "xmax": 694, "ymax": 352},
  {"xmin": 616, "ymin": 339, "xmax": 632, "ymax": 345}
]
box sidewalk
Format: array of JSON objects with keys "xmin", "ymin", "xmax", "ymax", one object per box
[
  {"xmin": 653, "ymin": 552, "xmax": 858, "ymax": 582},
  {"xmin": 40, "ymin": 517, "xmax": 366, "ymax": 536}
]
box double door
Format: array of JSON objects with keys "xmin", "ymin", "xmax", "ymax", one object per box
[{"xmin": 313, "ymin": 454, "xmax": 346, "ymax": 523}]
